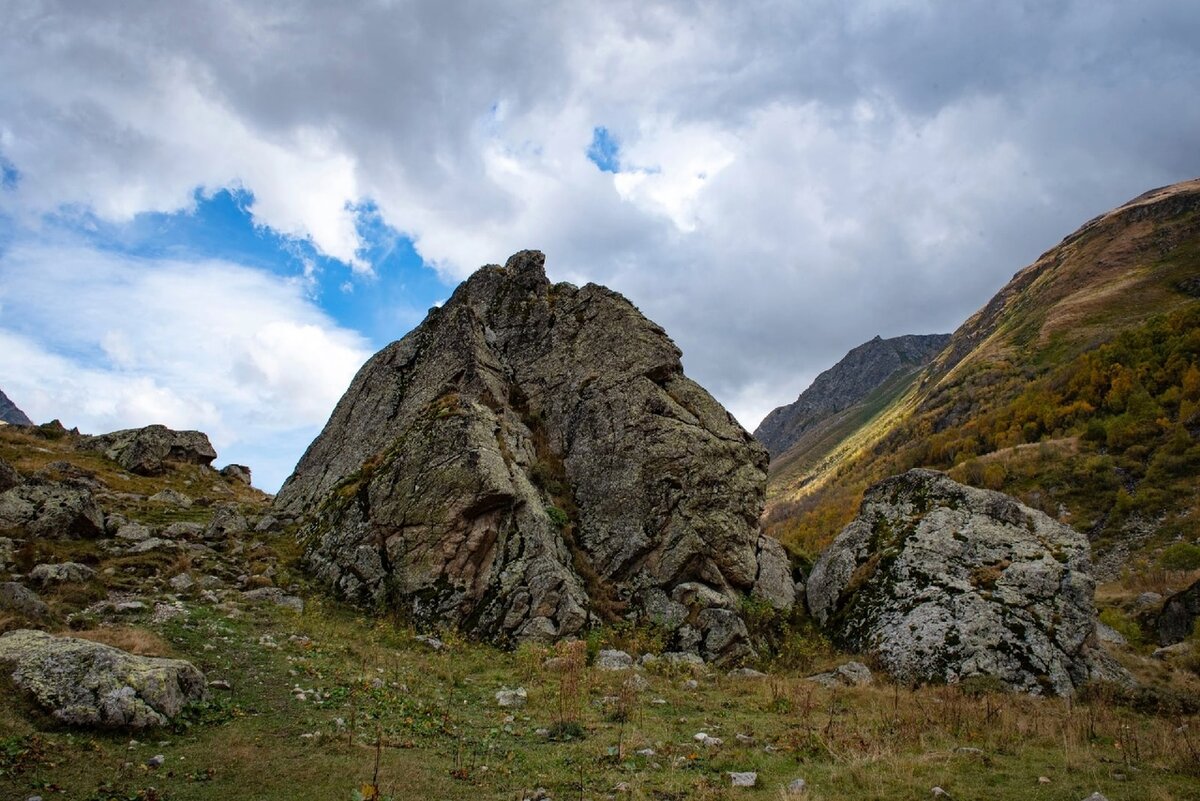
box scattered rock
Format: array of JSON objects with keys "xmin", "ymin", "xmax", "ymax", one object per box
[
  {"xmin": 149, "ymin": 489, "xmax": 193, "ymax": 508},
  {"xmin": 275, "ymin": 251, "xmax": 793, "ymax": 661},
  {"xmin": 414, "ymin": 634, "xmax": 446, "ymax": 651},
  {"xmin": 1156, "ymin": 577, "xmax": 1200, "ymax": 646},
  {"xmin": 807, "ymin": 469, "xmax": 1127, "ymax": 695},
  {"xmin": 1081, "ymin": 794, "xmax": 1109, "ymax": 801},
  {"xmin": 0, "ymin": 629, "xmax": 206, "ymax": 728},
  {"xmin": 219, "ymin": 464, "xmax": 252, "ymax": 486},
  {"xmin": 254, "ymin": 515, "xmax": 280, "ymax": 533},
  {"xmin": 208, "ymin": 679, "xmax": 232, "ymax": 691},
  {"xmin": 729, "ymin": 772, "xmax": 757, "ymax": 787},
  {"xmin": 785, "ymin": 778, "xmax": 808, "ymax": 796},
  {"xmin": 1134, "ymin": 591, "xmax": 1163, "ymax": 610},
  {"xmin": 495, "ymin": 687, "xmax": 527, "ymax": 708},
  {"xmin": 1095, "ymin": 621, "xmax": 1127, "ymax": 646},
  {"xmin": 206, "ymin": 504, "xmax": 248, "ymax": 539},
  {"xmin": 595, "ymin": 649, "xmax": 634, "ymax": 671},
  {"xmin": 115, "ymin": 522, "xmax": 153, "ymax": 542},
  {"xmin": 126, "ymin": 537, "xmax": 174, "ymax": 554},
  {"xmin": 693, "ymin": 732, "xmax": 722, "ymax": 747},
  {"xmin": 0, "ymin": 456, "xmax": 23, "ymax": 492},
  {"xmin": 0, "ymin": 536, "xmax": 15, "ymax": 570},
  {"xmin": 161, "ymin": 521, "xmax": 204, "ymax": 539},
  {"xmin": 82, "ymin": 425, "xmax": 216, "ymax": 476},
  {"xmin": 168, "ymin": 573, "xmax": 196, "ymax": 593},
  {"xmin": 0, "ymin": 480, "xmax": 105, "ymax": 539},
  {"xmin": 30, "ymin": 561, "xmax": 96, "ymax": 584},
  {"xmin": 727, "ymin": 667, "xmax": 768, "ymax": 679},
  {"xmin": 0, "ymin": 582, "xmax": 48, "ymax": 619},
  {"xmin": 623, "ymin": 673, "xmax": 650, "ymax": 692},
  {"xmin": 146, "ymin": 754, "xmax": 165, "ymax": 768},
  {"xmin": 806, "ymin": 661, "xmax": 873, "ymax": 688},
  {"xmin": 241, "ymin": 587, "xmax": 304, "ymax": 612}
]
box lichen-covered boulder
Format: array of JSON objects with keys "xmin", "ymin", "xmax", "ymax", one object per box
[
  {"xmin": 276, "ymin": 251, "xmax": 793, "ymax": 662},
  {"xmin": 0, "ymin": 629, "xmax": 207, "ymax": 728},
  {"xmin": 82, "ymin": 424, "xmax": 216, "ymax": 475},
  {"xmin": 1156, "ymin": 578, "xmax": 1200, "ymax": 646},
  {"xmin": 0, "ymin": 479, "xmax": 105, "ymax": 539},
  {"xmin": 219, "ymin": 464, "xmax": 252, "ymax": 486},
  {"xmin": 807, "ymin": 469, "xmax": 1125, "ymax": 695},
  {"xmin": 0, "ymin": 582, "xmax": 48, "ymax": 620}
]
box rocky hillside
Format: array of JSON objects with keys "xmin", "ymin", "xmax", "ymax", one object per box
[
  {"xmin": 755, "ymin": 334, "xmax": 949, "ymax": 459},
  {"xmin": 277, "ymin": 250, "xmax": 793, "ymax": 662},
  {"xmin": 766, "ymin": 179, "xmax": 1200, "ymax": 579},
  {"xmin": 0, "ymin": 388, "xmax": 32, "ymax": 427}
]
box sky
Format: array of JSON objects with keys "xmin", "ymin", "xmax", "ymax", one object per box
[{"xmin": 1, "ymin": 1, "xmax": 1198, "ymax": 492}]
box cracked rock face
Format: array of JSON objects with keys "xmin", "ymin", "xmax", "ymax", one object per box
[
  {"xmin": 807, "ymin": 469, "xmax": 1124, "ymax": 695},
  {"xmin": 276, "ymin": 251, "xmax": 793, "ymax": 661},
  {"xmin": 82, "ymin": 424, "xmax": 217, "ymax": 476}
]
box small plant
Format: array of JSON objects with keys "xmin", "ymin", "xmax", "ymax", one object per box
[
  {"xmin": 544, "ymin": 505, "xmax": 569, "ymax": 529},
  {"xmin": 1159, "ymin": 541, "xmax": 1200, "ymax": 571}
]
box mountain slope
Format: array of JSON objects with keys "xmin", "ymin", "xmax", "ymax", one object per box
[
  {"xmin": 0, "ymin": 388, "xmax": 32, "ymax": 426},
  {"xmin": 766, "ymin": 179, "xmax": 1200, "ymax": 576}
]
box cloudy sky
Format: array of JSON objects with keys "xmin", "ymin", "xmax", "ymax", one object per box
[{"xmin": 1, "ymin": 1, "xmax": 1198, "ymax": 491}]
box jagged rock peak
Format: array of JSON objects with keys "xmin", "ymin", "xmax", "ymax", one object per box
[
  {"xmin": 807, "ymin": 469, "xmax": 1128, "ymax": 695},
  {"xmin": 0, "ymin": 388, "xmax": 33, "ymax": 427},
  {"xmin": 755, "ymin": 333, "xmax": 950, "ymax": 458},
  {"xmin": 277, "ymin": 250, "xmax": 794, "ymax": 662}
]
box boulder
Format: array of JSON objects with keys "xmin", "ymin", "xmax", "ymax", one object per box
[
  {"xmin": 0, "ymin": 480, "xmax": 105, "ymax": 539},
  {"xmin": 1156, "ymin": 577, "xmax": 1200, "ymax": 646},
  {"xmin": 275, "ymin": 251, "xmax": 793, "ymax": 662},
  {"xmin": 806, "ymin": 661, "xmax": 873, "ymax": 688},
  {"xmin": 82, "ymin": 424, "xmax": 216, "ymax": 475},
  {"xmin": 206, "ymin": 505, "xmax": 248, "ymax": 539},
  {"xmin": 0, "ymin": 582, "xmax": 48, "ymax": 619},
  {"xmin": 30, "ymin": 562, "xmax": 95, "ymax": 584},
  {"xmin": 807, "ymin": 469, "xmax": 1124, "ymax": 695},
  {"xmin": 0, "ymin": 629, "xmax": 207, "ymax": 728},
  {"xmin": 149, "ymin": 489, "xmax": 193, "ymax": 508},
  {"xmin": 595, "ymin": 649, "xmax": 634, "ymax": 671},
  {"xmin": 219, "ymin": 464, "xmax": 252, "ymax": 486},
  {"xmin": 0, "ymin": 456, "xmax": 21, "ymax": 493}
]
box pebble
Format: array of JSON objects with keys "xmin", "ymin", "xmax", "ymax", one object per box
[
  {"xmin": 786, "ymin": 778, "xmax": 807, "ymax": 795},
  {"xmin": 495, "ymin": 687, "xmax": 528, "ymax": 708},
  {"xmin": 208, "ymin": 679, "xmax": 232, "ymax": 691},
  {"xmin": 146, "ymin": 754, "xmax": 165, "ymax": 768},
  {"xmin": 729, "ymin": 772, "xmax": 757, "ymax": 787}
]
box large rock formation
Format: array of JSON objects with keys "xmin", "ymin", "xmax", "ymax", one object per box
[
  {"xmin": 0, "ymin": 478, "xmax": 105, "ymax": 539},
  {"xmin": 754, "ymin": 333, "xmax": 949, "ymax": 459},
  {"xmin": 807, "ymin": 469, "xmax": 1124, "ymax": 695},
  {"xmin": 0, "ymin": 387, "xmax": 33, "ymax": 427},
  {"xmin": 277, "ymin": 251, "xmax": 793, "ymax": 661},
  {"xmin": 82, "ymin": 424, "xmax": 217, "ymax": 475},
  {"xmin": 0, "ymin": 629, "xmax": 207, "ymax": 728},
  {"xmin": 1156, "ymin": 577, "xmax": 1200, "ymax": 646}
]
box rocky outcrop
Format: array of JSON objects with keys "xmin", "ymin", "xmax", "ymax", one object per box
[
  {"xmin": 220, "ymin": 464, "xmax": 252, "ymax": 485},
  {"xmin": 1156, "ymin": 578, "xmax": 1200, "ymax": 646},
  {"xmin": 0, "ymin": 629, "xmax": 207, "ymax": 728},
  {"xmin": 0, "ymin": 479, "xmax": 105, "ymax": 539},
  {"xmin": 82, "ymin": 424, "xmax": 217, "ymax": 475},
  {"xmin": 807, "ymin": 469, "xmax": 1124, "ymax": 695},
  {"xmin": 0, "ymin": 457, "xmax": 20, "ymax": 493},
  {"xmin": 0, "ymin": 388, "xmax": 33, "ymax": 426},
  {"xmin": 754, "ymin": 334, "xmax": 949, "ymax": 458},
  {"xmin": 0, "ymin": 582, "xmax": 48, "ymax": 620},
  {"xmin": 276, "ymin": 251, "xmax": 793, "ymax": 662}
]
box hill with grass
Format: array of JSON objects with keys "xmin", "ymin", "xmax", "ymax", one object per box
[{"xmin": 765, "ymin": 179, "xmax": 1200, "ymax": 583}]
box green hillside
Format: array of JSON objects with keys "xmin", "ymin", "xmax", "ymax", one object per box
[{"xmin": 766, "ymin": 180, "xmax": 1200, "ymax": 577}]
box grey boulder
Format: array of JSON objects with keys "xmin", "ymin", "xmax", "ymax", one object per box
[
  {"xmin": 0, "ymin": 629, "xmax": 207, "ymax": 728},
  {"xmin": 82, "ymin": 424, "xmax": 216, "ymax": 476},
  {"xmin": 0, "ymin": 480, "xmax": 105, "ymax": 539},
  {"xmin": 1156, "ymin": 577, "xmax": 1200, "ymax": 646},
  {"xmin": 807, "ymin": 469, "xmax": 1125, "ymax": 695},
  {"xmin": 0, "ymin": 582, "xmax": 48, "ymax": 619}
]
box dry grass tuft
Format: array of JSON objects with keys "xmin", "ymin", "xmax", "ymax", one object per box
[{"xmin": 67, "ymin": 625, "xmax": 174, "ymax": 656}]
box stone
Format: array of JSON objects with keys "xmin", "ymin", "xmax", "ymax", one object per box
[
  {"xmin": 0, "ymin": 629, "xmax": 206, "ymax": 728},
  {"xmin": 0, "ymin": 582, "xmax": 48, "ymax": 619},
  {"xmin": 126, "ymin": 537, "xmax": 174, "ymax": 554},
  {"xmin": 146, "ymin": 754, "xmax": 165, "ymax": 768},
  {"xmin": 786, "ymin": 778, "xmax": 808, "ymax": 795},
  {"xmin": 254, "ymin": 515, "xmax": 280, "ymax": 533},
  {"xmin": 0, "ymin": 480, "xmax": 105, "ymax": 539},
  {"xmin": 241, "ymin": 587, "xmax": 303, "ymax": 612},
  {"xmin": 595, "ymin": 649, "xmax": 634, "ymax": 671},
  {"xmin": 115, "ymin": 522, "xmax": 153, "ymax": 542},
  {"xmin": 149, "ymin": 489, "xmax": 193, "ymax": 508},
  {"xmin": 0, "ymin": 456, "xmax": 21, "ymax": 493},
  {"xmin": 1081, "ymin": 794, "xmax": 1109, "ymax": 801},
  {"xmin": 1095, "ymin": 621, "xmax": 1127, "ymax": 646},
  {"xmin": 30, "ymin": 561, "xmax": 96, "ymax": 584},
  {"xmin": 206, "ymin": 504, "xmax": 248, "ymax": 539},
  {"xmin": 0, "ymin": 536, "xmax": 15, "ymax": 571},
  {"xmin": 220, "ymin": 464, "xmax": 252, "ymax": 485},
  {"xmin": 414, "ymin": 634, "xmax": 446, "ymax": 651},
  {"xmin": 82, "ymin": 425, "xmax": 217, "ymax": 476},
  {"xmin": 807, "ymin": 469, "xmax": 1126, "ymax": 695},
  {"xmin": 495, "ymin": 687, "xmax": 527, "ymax": 708},
  {"xmin": 729, "ymin": 772, "xmax": 757, "ymax": 787},
  {"xmin": 727, "ymin": 667, "xmax": 768, "ymax": 678},
  {"xmin": 275, "ymin": 251, "xmax": 793, "ymax": 662},
  {"xmin": 1156, "ymin": 577, "xmax": 1200, "ymax": 646},
  {"xmin": 806, "ymin": 661, "xmax": 873, "ymax": 688},
  {"xmin": 169, "ymin": 573, "xmax": 196, "ymax": 593},
  {"xmin": 161, "ymin": 521, "xmax": 204, "ymax": 539},
  {"xmin": 1135, "ymin": 591, "xmax": 1163, "ymax": 610}
]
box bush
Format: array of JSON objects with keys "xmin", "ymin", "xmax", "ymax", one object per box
[{"xmin": 1159, "ymin": 542, "xmax": 1200, "ymax": 571}]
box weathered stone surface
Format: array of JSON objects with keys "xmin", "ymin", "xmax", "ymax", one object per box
[
  {"xmin": 220, "ymin": 464, "xmax": 252, "ymax": 486},
  {"xmin": 0, "ymin": 457, "xmax": 21, "ymax": 493},
  {"xmin": 30, "ymin": 562, "xmax": 95, "ymax": 584},
  {"xmin": 206, "ymin": 505, "xmax": 248, "ymax": 539},
  {"xmin": 0, "ymin": 480, "xmax": 105, "ymax": 539},
  {"xmin": 1156, "ymin": 577, "xmax": 1200, "ymax": 646},
  {"xmin": 0, "ymin": 582, "xmax": 48, "ymax": 619},
  {"xmin": 807, "ymin": 469, "xmax": 1123, "ymax": 695},
  {"xmin": 149, "ymin": 489, "xmax": 193, "ymax": 508},
  {"xmin": 595, "ymin": 649, "xmax": 634, "ymax": 671},
  {"xmin": 0, "ymin": 629, "xmax": 207, "ymax": 728},
  {"xmin": 276, "ymin": 251, "xmax": 793, "ymax": 661},
  {"xmin": 82, "ymin": 425, "xmax": 216, "ymax": 475},
  {"xmin": 806, "ymin": 661, "xmax": 873, "ymax": 688}
]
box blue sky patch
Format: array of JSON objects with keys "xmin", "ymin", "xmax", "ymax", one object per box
[{"xmin": 587, "ymin": 127, "xmax": 621, "ymax": 173}]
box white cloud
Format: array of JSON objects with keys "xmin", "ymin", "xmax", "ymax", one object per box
[{"xmin": 0, "ymin": 245, "xmax": 372, "ymax": 490}]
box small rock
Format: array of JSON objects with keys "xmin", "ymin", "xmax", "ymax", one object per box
[
  {"xmin": 682, "ymin": 679, "xmax": 699, "ymax": 690},
  {"xmin": 495, "ymin": 687, "xmax": 527, "ymax": 708},
  {"xmin": 595, "ymin": 649, "xmax": 633, "ymax": 670},
  {"xmin": 0, "ymin": 582, "xmax": 48, "ymax": 620},
  {"xmin": 623, "ymin": 673, "xmax": 650, "ymax": 692},
  {"xmin": 728, "ymin": 667, "xmax": 768, "ymax": 679},
  {"xmin": 534, "ymin": 727, "xmax": 550, "ymax": 737},
  {"xmin": 114, "ymin": 601, "xmax": 147, "ymax": 613},
  {"xmin": 1037, "ymin": 776, "xmax": 1051, "ymax": 784},
  {"xmin": 220, "ymin": 464, "xmax": 252, "ymax": 486},
  {"xmin": 735, "ymin": 733, "xmax": 754, "ymax": 744},
  {"xmin": 1082, "ymin": 794, "xmax": 1109, "ymax": 801},
  {"xmin": 806, "ymin": 661, "xmax": 873, "ymax": 688},
  {"xmin": 30, "ymin": 562, "xmax": 95, "ymax": 584},
  {"xmin": 146, "ymin": 754, "xmax": 165, "ymax": 768},
  {"xmin": 126, "ymin": 537, "xmax": 173, "ymax": 554},
  {"xmin": 116, "ymin": 522, "xmax": 153, "ymax": 542},
  {"xmin": 693, "ymin": 732, "xmax": 723, "ymax": 747},
  {"xmin": 636, "ymin": 747, "xmax": 656, "ymax": 756},
  {"xmin": 1134, "ymin": 592, "xmax": 1163, "ymax": 610},
  {"xmin": 955, "ymin": 747, "xmax": 984, "ymax": 756},
  {"xmin": 149, "ymin": 489, "xmax": 193, "ymax": 508},
  {"xmin": 1095, "ymin": 621, "xmax": 1127, "ymax": 646},
  {"xmin": 729, "ymin": 772, "xmax": 757, "ymax": 787},
  {"xmin": 786, "ymin": 778, "xmax": 808, "ymax": 795},
  {"xmin": 930, "ymin": 788, "xmax": 952, "ymax": 799},
  {"xmin": 414, "ymin": 634, "xmax": 445, "ymax": 651},
  {"xmin": 169, "ymin": 573, "xmax": 195, "ymax": 593},
  {"xmin": 208, "ymin": 680, "xmax": 232, "ymax": 691}
]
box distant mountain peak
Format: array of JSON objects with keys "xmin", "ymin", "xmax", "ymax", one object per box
[
  {"xmin": 754, "ymin": 333, "xmax": 950, "ymax": 458},
  {"xmin": 0, "ymin": 388, "xmax": 33, "ymax": 426}
]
